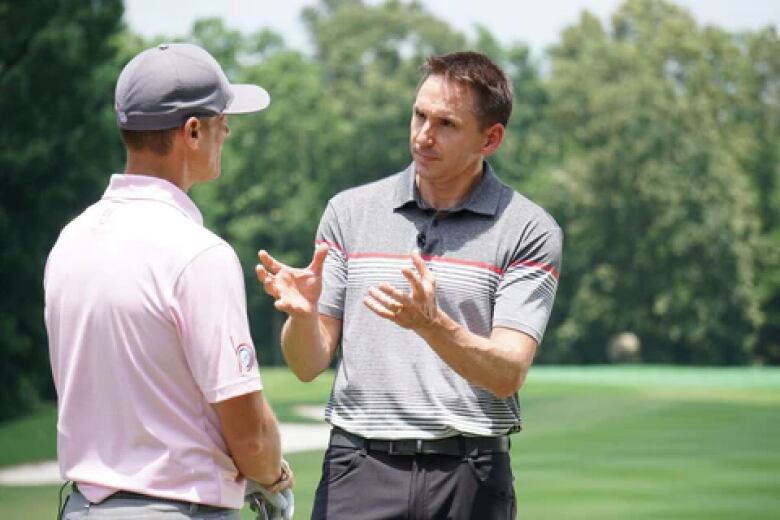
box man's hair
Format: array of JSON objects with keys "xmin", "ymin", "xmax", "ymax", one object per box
[
  {"xmin": 120, "ymin": 127, "xmax": 178, "ymax": 155},
  {"xmin": 119, "ymin": 117, "xmax": 219, "ymax": 155},
  {"xmin": 421, "ymin": 51, "xmax": 513, "ymax": 129}
]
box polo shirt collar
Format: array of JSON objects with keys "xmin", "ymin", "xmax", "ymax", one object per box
[
  {"xmin": 392, "ymin": 161, "xmax": 503, "ymax": 217},
  {"xmin": 102, "ymin": 174, "xmax": 203, "ymax": 225}
]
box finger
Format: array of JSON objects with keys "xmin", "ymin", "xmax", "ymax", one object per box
[
  {"xmin": 258, "ymin": 249, "xmax": 284, "ymax": 274},
  {"xmin": 376, "ymin": 283, "xmax": 411, "ymax": 306},
  {"xmin": 267, "ymin": 479, "xmax": 291, "ymax": 493},
  {"xmin": 263, "ymin": 277, "xmax": 280, "ymax": 299},
  {"xmin": 268, "ymin": 467, "xmax": 293, "ymax": 492},
  {"xmin": 256, "ymin": 266, "xmax": 280, "ymax": 297},
  {"xmin": 401, "ymin": 267, "xmax": 426, "ymax": 299},
  {"xmin": 363, "ymin": 295, "xmax": 396, "ymax": 320},
  {"xmin": 267, "ymin": 474, "xmax": 293, "ymax": 494},
  {"xmin": 411, "ymin": 250, "xmax": 430, "ymax": 277},
  {"xmin": 309, "ymin": 243, "xmax": 330, "ymax": 276},
  {"xmin": 274, "ymin": 299, "xmax": 293, "ymax": 313},
  {"xmin": 369, "ymin": 287, "xmax": 402, "ymax": 311}
]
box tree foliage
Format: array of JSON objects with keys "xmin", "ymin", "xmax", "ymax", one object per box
[
  {"xmin": 539, "ymin": 0, "xmax": 765, "ymax": 363},
  {"xmin": 2, "ymin": 0, "xmax": 779, "ymax": 422},
  {"xmin": 0, "ymin": 0, "xmax": 125, "ymax": 419}
]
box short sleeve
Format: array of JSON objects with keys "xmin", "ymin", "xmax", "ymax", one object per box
[
  {"xmin": 316, "ymin": 201, "xmax": 348, "ymax": 318},
  {"xmin": 172, "ymin": 243, "xmax": 263, "ymax": 403},
  {"xmin": 493, "ymin": 224, "xmax": 563, "ymax": 343}
]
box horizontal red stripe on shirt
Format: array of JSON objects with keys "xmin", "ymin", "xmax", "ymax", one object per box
[{"xmin": 315, "ymin": 242, "xmax": 558, "ymax": 279}]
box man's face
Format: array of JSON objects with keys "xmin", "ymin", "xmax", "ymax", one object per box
[
  {"xmin": 410, "ymin": 75, "xmax": 488, "ymax": 185},
  {"xmin": 197, "ymin": 114, "xmax": 230, "ymax": 181}
]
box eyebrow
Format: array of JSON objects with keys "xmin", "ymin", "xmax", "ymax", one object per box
[{"xmin": 413, "ymin": 104, "xmax": 461, "ymax": 123}]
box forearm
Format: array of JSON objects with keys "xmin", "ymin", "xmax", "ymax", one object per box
[
  {"xmin": 281, "ymin": 314, "xmax": 333, "ymax": 382},
  {"xmin": 416, "ymin": 310, "xmax": 534, "ymax": 398},
  {"xmin": 218, "ymin": 395, "xmax": 283, "ymax": 486}
]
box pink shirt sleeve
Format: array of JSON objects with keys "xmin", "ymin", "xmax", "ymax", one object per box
[{"xmin": 172, "ymin": 243, "xmax": 263, "ymax": 403}]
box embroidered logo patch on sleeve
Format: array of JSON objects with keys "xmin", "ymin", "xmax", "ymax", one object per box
[{"xmin": 233, "ymin": 341, "xmax": 256, "ymax": 375}]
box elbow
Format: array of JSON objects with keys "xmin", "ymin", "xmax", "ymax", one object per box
[
  {"xmin": 491, "ymin": 369, "xmax": 529, "ymax": 399},
  {"xmin": 282, "ymin": 349, "xmax": 329, "ymax": 383},
  {"xmin": 492, "ymin": 385, "xmax": 520, "ymax": 400},
  {"xmin": 292, "ymin": 366, "xmax": 322, "ymax": 383}
]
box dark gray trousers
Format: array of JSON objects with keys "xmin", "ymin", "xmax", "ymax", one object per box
[{"xmin": 311, "ymin": 444, "xmax": 516, "ymax": 519}]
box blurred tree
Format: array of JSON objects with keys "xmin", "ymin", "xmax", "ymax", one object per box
[
  {"xmin": 732, "ymin": 27, "xmax": 780, "ymax": 363},
  {"xmin": 302, "ymin": 0, "xmax": 467, "ymax": 190},
  {"xmin": 186, "ymin": 1, "xmax": 473, "ymax": 361},
  {"xmin": 0, "ymin": 0, "xmax": 125, "ymax": 420},
  {"xmin": 539, "ymin": 0, "xmax": 764, "ymax": 363}
]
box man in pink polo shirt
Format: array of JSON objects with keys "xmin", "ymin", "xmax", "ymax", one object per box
[{"xmin": 45, "ymin": 43, "xmax": 291, "ymax": 519}]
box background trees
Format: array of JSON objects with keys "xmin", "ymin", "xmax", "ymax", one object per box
[
  {"xmin": 1, "ymin": 0, "xmax": 777, "ymax": 420},
  {"xmin": 538, "ymin": 0, "xmax": 764, "ymax": 363},
  {"xmin": 0, "ymin": 0, "xmax": 125, "ymax": 420}
]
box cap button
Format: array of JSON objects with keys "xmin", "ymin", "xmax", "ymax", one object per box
[{"xmin": 158, "ymin": 43, "xmax": 169, "ymax": 50}]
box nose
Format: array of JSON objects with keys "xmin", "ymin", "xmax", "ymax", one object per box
[{"xmin": 415, "ymin": 121, "xmax": 433, "ymax": 148}]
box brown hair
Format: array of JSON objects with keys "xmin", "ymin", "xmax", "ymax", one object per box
[
  {"xmin": 421, "ymin": 52, "xmax": 513, "ymax": 129},
  {"xmin": 120, "ymin": 127, "xmax": 178, "ymax": 155}
]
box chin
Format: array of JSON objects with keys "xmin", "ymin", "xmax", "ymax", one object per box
[{"xmin": 414, "ymin": 161, "xmax": 444, "ymax": 180}]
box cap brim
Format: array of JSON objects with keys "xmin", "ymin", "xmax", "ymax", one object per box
[{"xmin": 224, "ymin": 84, "xmax": 270, "ymax": 114}]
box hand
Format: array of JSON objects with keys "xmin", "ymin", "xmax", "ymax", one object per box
[
  {"xmin": 246, "ymin": 487, "xmax": 294, "ymax": 520},
  {"xmin": 363, "ymin": 250, "xmax": 439, "ymax": 330},
  {"xmin": 256, "ymin": 244, "xmax": 329, "ymax": 317},
  {"xmin": 267, "ymin": 458, "xmax": 294, "ymax": 493},
  {"xmin": 246, "ymin": 460, "xmax": 295, "ymax": 520}
]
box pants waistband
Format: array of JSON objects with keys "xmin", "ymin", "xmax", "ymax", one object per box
[
  {"xmin": 72, "ymin": 483, "xmax": 231, "ymax": 514},
  {"xmin": 329, "ymin": 427, "xmax": 510, "ymax": 457}
]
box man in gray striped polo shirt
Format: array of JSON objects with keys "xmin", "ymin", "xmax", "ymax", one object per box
[{"xmin": 257, "ymin": 51, "xmax": 562, "ymax": 519}]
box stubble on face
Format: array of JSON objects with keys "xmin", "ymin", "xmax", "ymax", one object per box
[{"xmin": 409, "ymin": 75, "xmax": 487, "ymax": 208}]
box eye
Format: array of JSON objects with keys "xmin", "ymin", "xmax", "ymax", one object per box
[
  {"xmin": 440, "ymin": 118, "xmax": 453, "ymax": 127},
  {"xmin": 414, "ymin": 108, "xmax": 425, "ymax": 119}
]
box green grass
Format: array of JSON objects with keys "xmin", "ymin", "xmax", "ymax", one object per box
[
  {"xmin": 0, "ymin": 405, "xmax": 57, "ymax": 467},
  {"xmin": 1, "ymin": 366, "xmax": 779, "ymax": 519}
]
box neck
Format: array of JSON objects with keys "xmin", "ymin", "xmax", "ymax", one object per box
[
  {"xmin": 416, "ymin": 160, "xmax": 483, "ymax": 210},
  {"xmin": 124, "ymin": 151, "xmax": 192, "ymax": 192}
]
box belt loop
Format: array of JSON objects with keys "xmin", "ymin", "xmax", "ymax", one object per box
[
  {"xmin": 359, "ymin": 436, "xmax": 367, "ymax": 457},
  {"xmin": 416, "ymin": 439, "xmax": 423, "ymax": 454}
]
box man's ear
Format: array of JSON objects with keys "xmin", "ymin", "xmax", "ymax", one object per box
[
  {"xmin": 481, "ymin": 123, "xmax": 505, "ymax": 157},
  {"xmin": 182, "ymin": 117, "xmax": 202, "ymax": 150}
]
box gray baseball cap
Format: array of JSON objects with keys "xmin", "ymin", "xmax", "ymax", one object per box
[{"xmin": 115, "ymin": 43, "xmax": 270, "ymax": 130}]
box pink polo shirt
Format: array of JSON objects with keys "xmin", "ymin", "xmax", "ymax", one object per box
[{"xmin": 44, "ymin": 174, "xmax": 262, "ymax": 508}]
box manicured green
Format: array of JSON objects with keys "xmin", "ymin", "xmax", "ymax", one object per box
[
  {"xmin": 1, "ymin": 366, "xmax": 778, "ymax": 519},
  {"xmin": 0, "ymin": 405, "xmax": 57, "ymax": 467},
  {"xmin": 514, "ymin": 366, "xmax": 780, "ymax": 519}
]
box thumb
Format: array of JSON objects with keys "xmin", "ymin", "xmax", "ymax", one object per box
[{"xmin": 309, "ymin": 242, "xmax": 330, "ymax": 276}]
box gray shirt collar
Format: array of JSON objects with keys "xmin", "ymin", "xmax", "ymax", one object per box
[{"xmin": 392, "ymin": 161, "xmax": 503, "ymax": 216}]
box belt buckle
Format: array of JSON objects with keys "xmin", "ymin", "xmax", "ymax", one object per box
[{"xmin": 388, "ymin": 439, "xmax": 418, "ymax": 456}]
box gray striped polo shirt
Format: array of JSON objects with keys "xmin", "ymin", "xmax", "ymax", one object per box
[{"xmin": 316, "ymin": 162, "xmax": 563, "ymax": 439}]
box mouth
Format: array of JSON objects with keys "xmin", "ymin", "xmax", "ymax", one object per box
[{"xmin": 413, "ymin": 150, "xmax": 439, "ymax": 162}]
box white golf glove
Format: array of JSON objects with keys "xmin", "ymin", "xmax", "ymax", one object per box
[
  {"xmin": 246, "ymin": 484, "xmax": 294, "ymax": 520},
  {"xmin": 245, "ymin": 460, "xmax": 294, "ymax": 520}
]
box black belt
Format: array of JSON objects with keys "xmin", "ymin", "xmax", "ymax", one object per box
[
  {"xmin": 73, "ymin": 483, "xmax": 230, "ymax": 513},
  {"xmin": 329, "ymin": 427, "xmax": 510, "ymax": 457}
]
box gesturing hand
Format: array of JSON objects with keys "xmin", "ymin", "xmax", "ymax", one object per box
[
  {"xmin": 256, "ymin": 243, "xmax": 329, "ymax": 317},
  {"xmin": 363, "ymin": 250, "xmax": 439, "ymax": 330}
]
